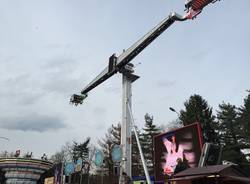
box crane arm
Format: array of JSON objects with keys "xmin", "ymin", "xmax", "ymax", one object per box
[
  {"xmin": 70, "ymin": 0, "xmax": 220, "ymax": 105},
  {"xmin": 73, "ymin": 13, "xmax": 185, "ymax": 103}
]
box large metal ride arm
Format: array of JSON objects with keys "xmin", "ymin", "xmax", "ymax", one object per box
[{"xmin": 70, "ymin": 0, "xmax": 220, "ymax": 105}]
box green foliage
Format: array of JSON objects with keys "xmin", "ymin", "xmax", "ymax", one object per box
[
  {"xmin": 140, "ymin": 113, "xmax": 160, "ymax": 175},
  {"xmin": 131, "ymin": 129, "xmax": 143, "ymax": 176},
  {"xmin": 215, "ymin": 90, "xmax": 250, "ymax": 173},
  {"xmin": 222, "ymin": 147, "xmax": 247, "ymax": 164},
  {"xmin": 216, "ymin": 102, "xmax": 247, "ymax": 164},
  {"xmin": 179, "ymin": 94, "xmax": 218, "ymax": 143},
  {"xmin": 72, "ymin": 137, "xmax": 91, "ymax": 164},
  {"xmin": 238, "ymin": 90, "xmax": 250, "ymax": 143},
  {"xmin": 71, "ymin": 137, "xmax": 91, "ymax": 177},
  {"xmin": 237, "ymin": 91, "xmax": 250, "ymax": 171},
  {"xmin": 217, "ymin": 103, "xmax": 240, "ymax": 145},
  {"xmin": 110, "ymin": 124, "xmax": 121, "ymax": 145}
]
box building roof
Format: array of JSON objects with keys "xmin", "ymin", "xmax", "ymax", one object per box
[
  {"xmin": 171, "ymin": 165, "xmax": 250, "ymax": 184},
  {"xmin": 223, "ymin": 176, "xmax": 250, "ymax": 183},
  {"xmin": 174, "ymin": 165, "xmax": 248, "ymax": 178}
]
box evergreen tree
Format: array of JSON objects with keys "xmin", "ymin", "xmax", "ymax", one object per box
[
  {"xmin": 216, "ymin": 102, "xmax": 247, "ymax": 164},
  {"xmin": 238, "ymin": 90, "xmax": 250, "ymax": 146},
  {"xmin": 72, "ymin": 138, "xmax": 90, "ymax": 162},
  {"xmin": 238, "ymin": 91, "xmax": 250, "ymax": 170},
  {"xmin": 110, "ymin": 123, "xmax": 121, "ymax": 145},
  {"xmin": 179, "ymin": 94, "xmax": 218, "ymax": 143},
  {"xmin": 140, "ymin": 113, "xmax": 160, "ymax": 175},
  {"xmin": 72, "ymin": 137, "xmax": 91, "ymax": 173},
  {"xmin": 131, "ymin": 128, "xmax": 143, "ymax": 176}
]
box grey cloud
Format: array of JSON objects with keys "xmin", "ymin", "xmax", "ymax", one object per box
[
  {"xmin": 0, "ymin": 56, "xmax": 85, "ymax": 104},
  {"xmin": 94, "ymin": 123, "xmax": 106, "ymax": 131},
  {"xmin": 3, "ymin": 74, "xmax": 30, "ymax": 86},
  {"xmin": 104, "ymin": 86, "xmax": 120, "ymax": 94},
  {"xmin": 0, "ymin": 90, "xmax": 44, "ymax": 106},
  {"xmin": 190, "ymin": 48, "xmax": 212, "ymax": 62},
  {"xmin": 0, "ymin": 74, "xmax": 45, "ymax": 106},
  {"xmin": 44, "ymin": 43, "xmax": 72, "ymax": 50},
  {"xmin": 159, "ymin": 95, "xmax": 172, "ymax": 101},
  {"xmin": 92, "ymin": 107, "xmax": 107, "ymax": 130},
  {"xmin": 41, "ymin": 57, "xmax": 87, "ymax": 95},
  {"xmin": 93, "ymin": 107, "xmax": 106, "ymax": 115},
  {"xmin": 0, "ymin": 55, "xmax": 16, "ymax": 63},
  {"xmin": 43, "ymin": 76, "xmax": 82, "ymax": 95},
  {"xmin": 0, "ymin": 114, "xmax": 67, "ymax": 132},
  {"xmin": 18, "ymin": 92, "xmax": 45, "ymax": 105},
  {"xmin": 156, "ymin": 80, "xmax": 176, "ymax": 88},
  {"xmin": 42, "ymin": 57, "xmax": 78, "ymax": 70}
]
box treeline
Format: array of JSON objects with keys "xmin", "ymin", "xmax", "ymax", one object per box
[
  {"xmin": 50, "ymin": 90, "xmax": 250, "ymax": 176},
  {"xmin": 179, "ymin": 92, "xmax": 250, "ymax": 170},
  {"xmin": 98, "ymin": 113, "xmax": 160, "ymax": 177}
]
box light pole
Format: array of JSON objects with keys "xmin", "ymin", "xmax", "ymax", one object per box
[
  {"xmin": 169, "ymin": 107, "xmax": 180, "ymax": 117},
  {"xmin": 169, "ymin": 107, "xmax": 183, "ymax": 126}
]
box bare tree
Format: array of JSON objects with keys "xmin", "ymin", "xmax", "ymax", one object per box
[{"xmin": 50, "ymin": 141, "xmax": 74, "ymax": 163}]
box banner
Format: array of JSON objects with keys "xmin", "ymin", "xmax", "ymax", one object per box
[
  {"xmin": 95, "ymin": 150, "xmax": 104, "ymax": 167},
  {"xmin": 65, "ymin": 162, "xmax": 75, "ymax": 176},
  {"xmin": 154, "ymin": 122, "xmax": 203, "ymax": 182},
  {"xmin": 75, "ymin": 158, "xmax": 82, "ymax": 172},
  {"xmin": 54, "ymin": 163, "xmax": 63, "ymax": 184},
  {"xmin": 44, "ymin": 177, "xmax": 54, "ymax": 184}
]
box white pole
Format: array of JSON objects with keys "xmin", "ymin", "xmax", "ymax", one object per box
[
  {"xmin": 119, "ymin": 65, "xmax": 139, "ymax": 184},
  {"xmin": 127, "ymin": 104, "xmax": 152, "ymax": 184},
  {"xmin": 120, "ymin": 73, "xmax": 132, "ymax": 183}
]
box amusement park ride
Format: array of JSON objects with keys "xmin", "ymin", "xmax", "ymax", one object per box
[{"xmin": 70, "ymin": 0, "xmax": 221, "ymax": 183}]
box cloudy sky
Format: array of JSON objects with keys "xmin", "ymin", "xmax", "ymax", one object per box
[{"xmin": 0, "ymin": 0, "xmax": 249, "ymax": 158}]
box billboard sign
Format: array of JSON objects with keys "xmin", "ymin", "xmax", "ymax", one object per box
[
  {"xmin": 44, "ymin": 177, "xmax": 54, "ymax": 184},
  {"xmin": 154, "ymin": 122, "xmax": 203, "ymax": 182},
  {"xmin": 112, "ymin": 145, "xmax": 122, "ymax": 163},
  {"xmin": 75, "ymin": 158, "xmax": 82, "ymax": 172},
  {"xmin": 65, "ymin": 162, "xmax": 75, "ymax": 176},
  {"xmin": 95, "ymin": 150, "xmax": 104, "ymax": 167}
]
